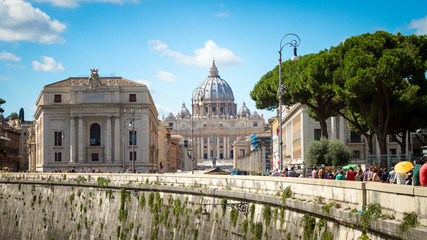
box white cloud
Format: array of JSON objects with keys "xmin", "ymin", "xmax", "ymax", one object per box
[
  {"xmin": 148, "ymin": 40, "xmax": 241, "ymax": 68},
  {"xmin": 0, "ymin": 76, "xmax": 7, "ymax": 80},
  {"xmin": 154, "ymin": 71, "xmax": 177, "ymax": 82},
  {"xmin": 155, "ymin": 103, "xmax": 175, "ymax": 116},
  {"xmin": 32, "ymin": 56, "xmax": 65, "ymax": 72},
  {"xmin": 0, "ymin": 0, "xmax": 66, "ymax": 43},
  {"xmin": 0, "ymin": 51, "xmax": 21, "ymax": 61},
  {"xmin": 136, "ymin": 78, "xmax": 152, "ymax": 89},
  {"xmin": 214, "ymin": 11, "xmax": 230, "ymax": 18},
  {"xmin": 408, "ymin": 15, "xmax": 427, "ymax": 35},
  {"xmin": 34, "ymin": 0, "xmax": 138, "ymax": 8},
  {"xmin": 5, "ymin": 63, "xmax": 26, "ymax": 68}
]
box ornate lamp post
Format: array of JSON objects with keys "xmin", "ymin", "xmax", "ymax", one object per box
[
  {"xmin": 191, "ymin": 87, "xmax": 204, "ymax": 174},
  {"xmin": 278, "ymin": 33, "xmax": 300, "ymax": 171},
  {"xmin": 123, "ymin": 107, "xmax": 141, "ymax": 173}
]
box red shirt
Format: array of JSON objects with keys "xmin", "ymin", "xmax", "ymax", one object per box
[
  {"xmin": 420, "ymin": 163, "xmax": 427, "ymax": 186},
  {"xmin": 346, "ymin": 171, "xmax": 355, "ymax": 181}
]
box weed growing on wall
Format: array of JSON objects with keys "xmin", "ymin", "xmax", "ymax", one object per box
[
  {"xmin": 249, "ymin": 204, "xmax": 255, "ymax": 222},
  {"xmin": 139, "ymin": 193, "xmax": 146, "ymax": 209},
  {"xmin": 229, "ymin": 208, "xmax": 239, "ymax": 227},
  {"xmin": 105, "ymin": 190, "xmax": 112, "ymax": 200},
  {"xmin": 221, "ymin": 198, "xmax": 227, "ymax": 217},
  {"xmin": 302, "ymin": 213, "xmax": 316, "ymax": 240},
  {"xmin": 242, "ymin": 219, "xmax": 249, "ymax": 240},
  {"xmin": 358, "ymin": 203, "xmax": 382, "ymax": 239},
  {"xmin": 398, "ymin": 212, "xmax": 420, "ymax": 239},
  {"xmin": 263, "ymin": 204, "xmax": 272, "ymax": 227},
  {"xmin": 322, "ymin": 202, "xmax": 335, "ymax": 215},
  {"xmin": 118, "ymin": 188, "xmax": 129, "ymax": 222},
  {"xmin": 282, "ymin": 186, "xmax": 292, "ymax": 205},
  {"xmin": 148, "ymin": 192, "xmax": 154, "ymax": 213}
]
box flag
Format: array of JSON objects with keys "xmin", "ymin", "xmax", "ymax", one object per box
[{"xmin": 276, "ymin": 127, "xmax": 280, "ymax": 136}]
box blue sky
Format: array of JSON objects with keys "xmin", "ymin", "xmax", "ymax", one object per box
[{"xmin": 1, "ymin": 0, "xmax": 427, "ymax": 121}]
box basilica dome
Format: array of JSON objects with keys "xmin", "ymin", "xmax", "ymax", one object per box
[
  {"xmin": 238, "ymin": 102, "xmax": 251, "ymax": 115},
  {"xmin": 177, "ymin": 102, "xmax": 190, "ymax": 119},
  {"xmin": 193, "ymin": 60, "xmax": 234, "ymax": 101}
]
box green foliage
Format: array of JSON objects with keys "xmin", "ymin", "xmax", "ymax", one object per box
[
  {"xmin": 306, "ymin": 138, "xmax": 351, "ymax": 166},
  {"xmin": 18, "ymin": 108, "xmax": 24, "ymax": 123},
  {"xmin": 221, "ymin": 198, "xmax": 227, "ymax": 217},
  {"xmin": 139, "ymin": 193, "xmax": 146, "ymax": 209},
  {"xmin": 262, "ymin": 205, "xmax": 272, "ymax": 227},
  {"xmin": 302, "ymin": 214, "xmax": 316, "ymax": 240},
  {"xmin": 250, "ymin": 222, "xmax": 263, "ymax": 240},
  {"xmin": 229, "ymin": 208, "xmax": 239, "ymax": 227},
  {"xmin": 8, "ymin": 112, "xmax": 18, "ymax": 120},
  {"xmin": 84, "ymin": 216, "xmax": 88, "ymax": 229},
  {"xmin": 97, "ymin": 177, "xmax": 111, "ymax": 188},
  {"xmin": 192, "ymin": 229, "xmax": 198, "ymax": 240},
  {"xmin": 118, "ymin": 188, "xmax": 129, "ymax": 222},
  {"xmin": 358, "ymin": 203, "xmax": 382, "ymax": 238},
  {"xmin": 249, "ymin": 204, "xmax": 255, "ymax": 222},
  {"xmin": 69, "ymin": 193, "xmax": 75, "ymax": 205},
  {"xmin": 148, "ymin": 192, "xmax": 155, "ymax": 212},
  {"xmin": 76, "ymin": 222, "xmax": 80, "ymax": 231},
  {"xmin": 282, "ymin": 186, "xmax": 292, "ymax": 205},
  {"xmin": 398, "ymin": 212, "xmax": 420, "ymax": 239},
  {"xmin": 322, "ymin": 202, "xmax": 336, "ymax": 215}
]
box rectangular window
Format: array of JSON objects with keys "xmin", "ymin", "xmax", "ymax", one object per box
[
  {"xmin": 388, "ymin": 135, "xmax": 396, "ymax": 142},
  {"xmin": 129, "ymin": 94, "xmax": 136, "ymax": 102},
  {"xmin": 253, "ymin": 122, "xmax": 258, "ymax": 127},
  {"xmin": 351, "ymin": 131, "xmax": 362, "ymax": 143},
  {"xmin": 352, "ymin": 150, "xmax": 360, "ymax": 158},
  {"xmin": 314, "ymin": 129, "xmax": 321, "ymax": 140},
  {"xmin": 54, "ymin": 94, "xmax": 62, "ymax": 103},
  {"xmin": 54, "ymin": 131, "xmax": 62, "ymax": 146},
  {"xmin": 169, "ymin": 123, "xmax": 173, "ymax": 128},
  {"xmin": 129, "ymin": 151, "xmax": 137, "ymax": 161},
  {"xmin": 55, "ymin": 152, "xmax": 62, "ymax": 162},
  {"xmin": 129, "ymin": 131, "xmax": 137, "ymax": 145},
  {"xmin": 390, "ymin": 148, "xmax": 397, "ymax": 155},
  {"xmin": 92, "ymin": 153, "xmax": 99, "ymax": 161}
]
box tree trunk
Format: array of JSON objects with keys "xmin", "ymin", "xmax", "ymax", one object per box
[
  {"xmin": 377, "ymin": 134, "xmax": 388, "ymax": 168},
  {"xmin": 320, "ymin": 117, "xmax": 329, "ymax": 139},
  {"xmin": 366, "ymin": 133, "xmax": 374, "ymax": 155}
]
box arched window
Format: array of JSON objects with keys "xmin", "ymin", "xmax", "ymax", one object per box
[
  {"xmin": 204, "ymin": 153, "xmax": 208, "ymax": 159},
  {"xmin": 90, "ymin": 123, "xmax": 101, "ymax": 146}
]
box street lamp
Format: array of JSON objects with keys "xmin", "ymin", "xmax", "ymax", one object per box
[
  {"xmin": 278, "ymin": 33, "xmax": 300, "ymax": 171},
  {"xmin": 191, "ymin": 87, "xmax": 204, "ymax": 174},
  {"xmin": 410, "ymin": 129, "xmax": 422, "ymax": 162},
  {"xmin": 123, "ymin": 107, "xmax": 141, "ymax": 173}
]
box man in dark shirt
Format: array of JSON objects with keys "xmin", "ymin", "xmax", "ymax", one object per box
[{"xmin": 412, "ymin": 157, "xmax": 426, "ymax": 186}]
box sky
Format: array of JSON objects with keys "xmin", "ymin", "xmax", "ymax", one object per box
[{"xmin": 1, "ymin": 0, "xmax": 427, "ymax": 121}]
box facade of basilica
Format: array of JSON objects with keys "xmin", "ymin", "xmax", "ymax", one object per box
[{"xmin": 163, "ymin": 61, "xmax": 266, "ymax": 169}]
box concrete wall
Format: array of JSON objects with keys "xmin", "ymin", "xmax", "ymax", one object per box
[{"xmin": 0, "ymin": 173, "xmax": 426, "ymax": 240}]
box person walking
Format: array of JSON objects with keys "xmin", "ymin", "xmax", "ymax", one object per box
[
  {"xmin": 346, "ymin": 167, "xmax": 355, "ymax": 181},
  {"xmin": 413, "ymin": 157, "xmax": 426, "ymax": 186},
  {"xmin": 388, "ymin": 167, "xmax": 397, "ymax": 184},
  {"xmin": 420, "ymin": 157, "xmax": 427, "ymax": 186}
]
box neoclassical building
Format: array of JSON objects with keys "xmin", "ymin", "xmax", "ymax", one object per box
[
  {"xmin": 163, "ymin": 61, "xmax": 266, "ymax": 169},
  {"xmin": 34, "ymin": 70, "xmax": 159, "ymax": 172}
]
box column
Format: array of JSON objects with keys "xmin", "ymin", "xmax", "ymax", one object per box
[
  {"xmin": 114, "ymin": 117, "xmax": 120, "ymax": 163},
  {"xmin": 78, "ymin": 117, "xmax": 84, "ymax": 163},
  {"xmin": 70, "ymin": 118, "xmax": 75, "ymax": 163},
  {"xmin": 224, "ymin": 136, "xmax": 229, "ymax": 159},
  {"xmin": 199, "ymin": 137, "xmax": 203, "ymax": 159},
  {"xmin": 217, "ymin": 136, "xmax": 220, "ymax": 160},
  {"xmin": 207, "ymin": 136, "xmax": 211, "ymax": 159},
  {"xmin": 106, "ymin": 117, "xmax": 112, "ymax": 163},
  {"xmin": 331, "ymin": 116, "xmax": 336, "ymax": 139},
  {"xmin": 339, "ymin": 116, "xmax": 345, "ymax": 144}
]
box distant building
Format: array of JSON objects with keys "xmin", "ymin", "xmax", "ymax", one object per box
[
  {"xmin": 0, "ymin": 117, "xmax": 20, "ymax": 171},
  {"xmin": 34, "ymin": 70, "xmax": 160, "ymax": 173},
  {"xmin": 162, "ymin": 61, "xmax": 266, "ymax": 170},
  {"xmin": 271, "ymin": 103, "xmax": 405, "ymax": 170}
]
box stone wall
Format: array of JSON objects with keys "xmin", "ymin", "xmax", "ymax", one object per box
[{"xmin": 0, "ymin": 173, "xmax": 426, "ymax": 240}]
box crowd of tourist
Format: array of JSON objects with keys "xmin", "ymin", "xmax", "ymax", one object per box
[{"xmin": 269, "ymin": 156, "xmax": 427, "ymax": 186}]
